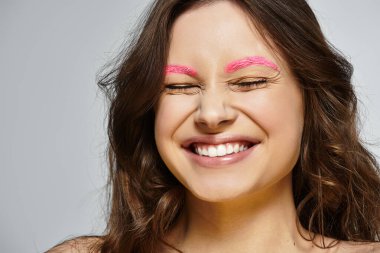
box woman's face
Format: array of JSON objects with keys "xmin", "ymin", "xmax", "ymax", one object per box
[{"xmin": 154, "ymin": 1, "xmax": 304, "ymax": 202}]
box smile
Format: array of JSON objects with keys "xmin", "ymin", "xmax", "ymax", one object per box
[
  {"xmin": 182, "ymin": 135, "xmax": 260, "ymax": 167},
  {"xmin": 192, "ymin": 142, "xmax": 252, "ymax": 157}
]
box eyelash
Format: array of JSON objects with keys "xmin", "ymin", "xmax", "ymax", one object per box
[
  {"xmin": 164, "ymin": 78, "xmax": 268, "ymax": 95},
  {"xmin": 164, "ymin": 84, "xmax": 202, "ymax": 95},
  {"xmin": 229, "ymin": 79, "xmax": 268, "ymax": 91}
]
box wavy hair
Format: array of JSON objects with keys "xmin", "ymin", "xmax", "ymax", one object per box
[{"xmin": 88, "ymin": 0, "xmax": 380, "ymax": 252}]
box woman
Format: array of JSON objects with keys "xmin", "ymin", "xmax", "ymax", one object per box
[{"xmin": 49, "ymin": 0, "xmax": 380, "ymax": 252}]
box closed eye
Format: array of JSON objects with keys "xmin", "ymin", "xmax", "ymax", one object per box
[
  {"xmin": 164, "ymin": 83, "xmax": 202, "ymax": 95},
  {"xmin": 229, "ymin": 78, "xmax": 268, "ymax": 92}
]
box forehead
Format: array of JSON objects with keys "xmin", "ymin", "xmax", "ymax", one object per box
[{"xmin": 167, "ymin": 1, "xmax": 279, "ymax": 69}]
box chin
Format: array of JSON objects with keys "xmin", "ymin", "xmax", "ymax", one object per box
[
  {"xmin": 185, "ymin": 171, "xmax": 293, "ymax": 204},
  {"xmin": 186, "ymin": 179, "xmax": 256, "ymax": 203}
]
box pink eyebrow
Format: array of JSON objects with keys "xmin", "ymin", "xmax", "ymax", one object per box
[
  {"xmin": 165, "ymin": 65, "xmax": 198, "ymax": 77},
  {"xmin": 225, "ymin": 56, "xmax": 280, "ymax": 73}
]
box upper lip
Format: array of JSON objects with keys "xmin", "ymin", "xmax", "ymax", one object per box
[{"xmin": 181, "ymin": 135, "xmax": 261, "ymax": 148}]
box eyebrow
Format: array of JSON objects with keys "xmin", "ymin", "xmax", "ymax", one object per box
[
  {"xmin": 225, "ymin": 56, "xmax": 280, "ymax": 73},
  {"xmin": 165, "ymin": 64, "xmax": 198, "ymax": 77}
]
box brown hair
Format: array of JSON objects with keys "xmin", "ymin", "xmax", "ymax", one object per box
[{"xmin": 85, "ymin": 0, "xmax": 380, "ymax": 252}]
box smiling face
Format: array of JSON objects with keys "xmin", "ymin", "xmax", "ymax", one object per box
[{"xmin": 154, "ymin": 1, "xmax": 304, "ymax": 202}]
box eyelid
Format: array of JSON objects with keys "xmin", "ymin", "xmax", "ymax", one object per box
[
  {"xmin": 229, "ymin": 75, "xmax": 268, "ymax": 83},
  {"xmin": 228, "ymin": 77, "xmax": 269, "ymax": 92},
  {"xmin": 163, "ymin": 83, "xmax": 203, "ymax": 95},
  {"xmin": 229, "ymin": 70, "xmax": 280, "ymax": 82},
  {"xmin": 164, "ymin": 82, "xmax": 203, "ymax": 89}
]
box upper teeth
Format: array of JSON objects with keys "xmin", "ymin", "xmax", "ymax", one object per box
[{"xmin": 194, "ymin": 143, "xmax": 249, "ymax": 157}]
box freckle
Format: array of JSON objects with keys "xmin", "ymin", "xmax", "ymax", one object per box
[{"xmin": 293, "ymin": 242, "xmax": 295, "ymax": 246}]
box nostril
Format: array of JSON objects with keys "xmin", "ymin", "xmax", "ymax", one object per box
[
  {"xmin": 196, "ymin": 121, "xmax": 220, "ymax": 130},
  {"xmin": 220, "ymin": 119, "xmax": 232, "ymax": 125},
  {"xmin": 196, "ymin": 119, "xmax": 233, "ymax": 130}
]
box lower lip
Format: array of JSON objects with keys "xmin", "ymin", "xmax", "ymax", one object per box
[{"xmin": 184, "ymin": 145, "xmax": 258, "ymax": 168}]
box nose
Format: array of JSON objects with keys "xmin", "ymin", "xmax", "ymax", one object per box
[{"xmin": 194, "ymin": 88, "xmax": 237, "ymax": 131}]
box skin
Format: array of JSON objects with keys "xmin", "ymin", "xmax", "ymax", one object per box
[
  {"xmin": 155, "ymin": 1, "xmax": 303, "ymax": 207},
  {"xmin": 154, "ymin": 1, "xmax": 380, "ymax": 253}
]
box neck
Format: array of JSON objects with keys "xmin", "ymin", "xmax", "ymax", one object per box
[{"xmin": 166, "ymin": 174, "xmax": 317, "ymax": 253}]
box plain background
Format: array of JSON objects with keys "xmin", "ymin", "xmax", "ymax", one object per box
[{"xmin": 1, "ymin": 1, "xmax": 379, "ymax": 252}]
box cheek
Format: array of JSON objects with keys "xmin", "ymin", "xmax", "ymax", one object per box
[
  {"xmin": 265, "ymin": 91, "xmax": 303, "ymax": 138},
  {"xmin": 154, "ymin": 95, "xmax": 199, "ymax": 185},
  {"xmin": 235, "ymin": 86, "xmax": 304, "ymax": 187},
  {"xmin": 154, "ymin": 95, "xmax": 197, "ymax": 145},
  {"xmin": 237, "ymin": 86, "xmax": 304, "ymax": 145}
]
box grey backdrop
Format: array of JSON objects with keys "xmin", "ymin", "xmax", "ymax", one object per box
[{"xmin": 1, "ymin": 1, "xmax": 379, "ymax": 252}]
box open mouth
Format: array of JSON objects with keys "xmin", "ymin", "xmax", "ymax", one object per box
[
  {"xmin": 181, "ymin": 136, "xmax": 260, "ymax": 166},
  {"xmin": 188, "ymin": 141, "xmax": 257, "ymax": 158}
]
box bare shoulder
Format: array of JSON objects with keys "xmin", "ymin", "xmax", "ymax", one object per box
[
  {"xmin": 45, "ymin": 236, "xmax": 102, "ymax": 253},
  {"xmin": 335, "ymin": 241, "xmax": 380, "ymax": 253}
]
